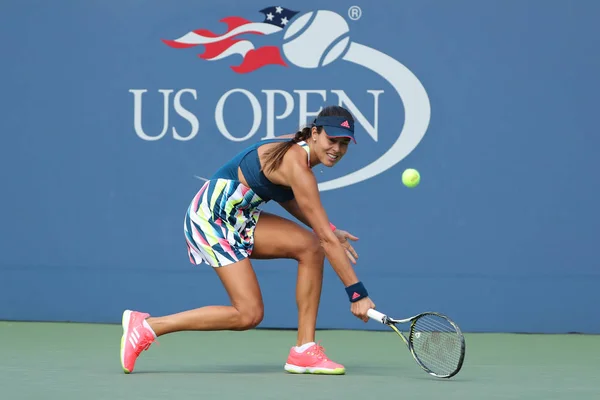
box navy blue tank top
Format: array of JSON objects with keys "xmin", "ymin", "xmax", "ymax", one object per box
[{"xmin": 210, "ymin": 139, "xmax": 310, "ymax": 203}]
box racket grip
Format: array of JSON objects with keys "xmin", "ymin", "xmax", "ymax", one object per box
[{"xmin": 367, "ymin": 309, "xmax": 387, "ymax": 324}]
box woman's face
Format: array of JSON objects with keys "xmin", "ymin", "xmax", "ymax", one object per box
[{"xmin": 311, "ymin": 127, "xmax": 351, "ymax": 167}]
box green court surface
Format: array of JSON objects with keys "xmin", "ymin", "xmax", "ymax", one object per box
[{"xmin": 1, "ymin": 321, "xmax": 598, "ymax": 400}]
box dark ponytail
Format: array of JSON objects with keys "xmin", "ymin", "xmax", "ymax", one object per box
[
  {"xmin": 261, "ymin": 126, "xmax": 315, "ymax": 173},
  {"xmin": 261, "ymin": 105, "xmax": 354, "ymax": 174}
]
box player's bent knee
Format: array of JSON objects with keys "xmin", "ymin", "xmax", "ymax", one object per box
[
  {"xmin": 235, "ymin": 307, "xmax": 264, "ymax": 330},
  {"xmin": 297, "ymin": 234, "xmax": 325, "ymax": 264}
]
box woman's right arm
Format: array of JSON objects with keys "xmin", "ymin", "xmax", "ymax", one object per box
[
  {"xmin": 285, "ymin": 152, "xmax": 360, "ymax": 287},
  {"xmin": 283, "ymin": 150, "xmax": 376, "ymax": 320}
]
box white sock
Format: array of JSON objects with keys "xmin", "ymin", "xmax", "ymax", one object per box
[
  {"xmin": 294, "ymin": 342, "xmax": 316, "ymax": 353},
  {"xmin": 143, "ymin": 320, "xmax": 157, "ymax": 338}
]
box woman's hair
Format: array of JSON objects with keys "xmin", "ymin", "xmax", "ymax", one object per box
[{"xmin": 261, "ymin": 105, "xmax": 354, "ymax": 173}]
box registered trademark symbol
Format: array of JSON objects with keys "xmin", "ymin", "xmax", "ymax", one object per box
[{"xmin": 348, "ymin": 6, "xmax": 362, "ymax": 20}]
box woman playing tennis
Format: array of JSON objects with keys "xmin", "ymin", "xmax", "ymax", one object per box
[{"xmin": 120, "ymin": 105, "xmax": 376, "ymax": 375}]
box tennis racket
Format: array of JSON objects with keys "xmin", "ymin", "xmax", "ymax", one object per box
[{"xmin": 367, "ymin": 308, "xmax": 466, "ymax": 378}]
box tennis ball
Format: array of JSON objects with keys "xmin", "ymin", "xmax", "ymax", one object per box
[{"xmin": 402, "ymin": 168, "xmax": 420, "ymax": 188}]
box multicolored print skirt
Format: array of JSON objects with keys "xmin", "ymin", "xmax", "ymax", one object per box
[{"xmin": 184, "ymin": 179, "xmax": 265, "ymax": 267}]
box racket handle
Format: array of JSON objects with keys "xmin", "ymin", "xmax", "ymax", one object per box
[{"xmin": 367, "ymin": 309, "xmax": 388, "ymax": 324}]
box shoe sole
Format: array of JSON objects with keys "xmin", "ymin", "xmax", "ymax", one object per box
[
  {"xmin": 120, "ymin": 310, "xmax": 132, "ymax": 374},
  {"xmin": 284, "ymin": 363, "xmax": 345, "ymax": 375}
]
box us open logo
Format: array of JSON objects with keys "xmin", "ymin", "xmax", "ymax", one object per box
[{"xmin": 132, "ymin": 6, "xmax": 431, "ymax": 191}]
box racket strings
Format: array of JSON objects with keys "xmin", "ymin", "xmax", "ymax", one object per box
[{"xmin": 410, "ymin": 315, "xmax": 463, "ymax": 376}]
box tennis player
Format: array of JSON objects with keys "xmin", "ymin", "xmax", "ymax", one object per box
[{"xmin": 120, "ymin": 105, "xmax": 376, "ymax": 375}]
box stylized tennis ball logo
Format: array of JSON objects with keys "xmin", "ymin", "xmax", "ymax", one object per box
[{"xmin": 282, "ymin": 10, "xmax": 350, "ymax": 68}]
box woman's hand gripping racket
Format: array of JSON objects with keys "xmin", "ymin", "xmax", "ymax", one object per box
[{"xmin": 367, "ymin": 309, "xmax": 466, "ymax": 378}]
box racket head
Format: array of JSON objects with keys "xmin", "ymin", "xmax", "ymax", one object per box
[{"xmin": 406, "ymin": 312, "xmax": 466, "ymax": 378}]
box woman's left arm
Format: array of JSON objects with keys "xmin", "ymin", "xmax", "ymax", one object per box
[
  {"xmin": 279, "ymin": 198, "xmax": 312, "ymax": 227},
  {"xmin": 279, "ymin": 198, "xmax": 360, "ymax": 264}
]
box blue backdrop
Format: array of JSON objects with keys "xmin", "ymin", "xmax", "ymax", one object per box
[{"xmin": 1, "ymin": 0, "xmax": 598, "ymax": 333}]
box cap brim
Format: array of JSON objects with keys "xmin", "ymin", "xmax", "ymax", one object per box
[{"xmin": 324, "ymin": 126, "xmax": 357, "ymax": 143}]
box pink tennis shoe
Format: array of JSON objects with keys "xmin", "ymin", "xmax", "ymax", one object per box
[
  {"xmin": 120, "ymin": 310, "xmax": 157, "ymax": 374},
  {"xmin": 284, "ymin": 342, "xmax": 346, "ymax": 375}
]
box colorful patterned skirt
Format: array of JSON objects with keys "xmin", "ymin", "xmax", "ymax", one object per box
[{"xmin": 184, "ymin": 179, "xmax": 265, "ymax": 267}]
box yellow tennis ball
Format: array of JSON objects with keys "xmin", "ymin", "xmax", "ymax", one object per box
[{"xmin": 402, "ymin": 168, "xmax": 420, "ymax": 188}]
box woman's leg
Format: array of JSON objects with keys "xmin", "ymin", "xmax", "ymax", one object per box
[
  {"xmin": 146, "ymin": 259, "xmax": 264, "ymax": 336},
  {"xmin": 250, "ymin": 212, "xmax": 344, "ymax": 374},
  {"xmin": 250, "ymin": 212, "xmax": 325, "ymax": 347},
  {"xmin": 121, "ymin": 258, "xmax": 264, "ymax": 373}
]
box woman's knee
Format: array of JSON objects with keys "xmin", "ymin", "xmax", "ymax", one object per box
[
  {"xmin": 296, "ymin": 234, "xmax": 325, "ymax": 264},
  {"xmin": 214, "ymin": 258, "xmax": 264, "ymax": 330},
  {"xmin": 234, "ymin": 305, "xmax": 264, "ymax": 330}
]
